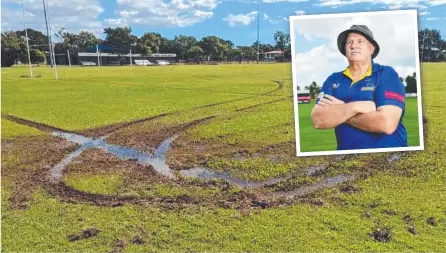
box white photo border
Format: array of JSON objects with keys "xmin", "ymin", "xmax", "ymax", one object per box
[{"xmin": 289, "ymin": 9, "xmax": 424, "ymax": 157}]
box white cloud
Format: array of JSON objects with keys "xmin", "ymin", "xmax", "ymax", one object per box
[
  {"xmin": 295, "ymin": 10, "xmax": 305, "ymax": 15},
  {"xmin": 110, "ymin": 0, "xmax": 219, "ymax": 28},
  {"xmin": 293, "ymin": 44, "xmax": 347, "ymax": 88},
  {"xmin": 223, "ymin": 11, "xmax": 257, "ymax": 26},
  {"xmin": 1, "ymin": 0, "xmax": 104, "ymax": 37},
  {"xmin": 419, "ymin": 11, "xmax": 430, "ymax": 16},
  {"xmin": 262, "ymin": 13, "xmax": 284, "ymax": 24},
  {"xmin": 291, "ymin": 11, "xmax": 418, "ymax": 89},
  {"xmin": 317, "ymin": 0, "xmax": 446, "ymax": 8},
  {"xmin": 262, "ymin": 0, "xmax": 308, "ymax": 2},
  {"xmin": 429, "ymin": 0, "xmax": 446, "ymax": 6},
  {"xmin": 388, "ymin": 4, "xmax": 401, "ymax": 9}
]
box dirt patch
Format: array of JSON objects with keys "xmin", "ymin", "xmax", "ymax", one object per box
[
  {"xmin": 64, "ymin": 148, "xmax": 161, "ymax": 182},
  {"xmin": 110, "ymin": 239, "xmax": 127, "ymax": 253},
  {"xmin": 339, "ymin": 184, "xmax": 360, "ymax": 194},
  {"xmin": 407, "ymin": 225, "xmax": 418, "ymax": 235},
  {"xmin": 68, "ymin": 227, "xmax": 101, "ymax": 242},
  {"xmin": 131, "ymin": 236, "xmax": 144, "ymax": 245},
  {"xmin": 381, "ymin": 209, "xmax": 398, "ymax": 216},
  {"xmin": 44, "ymin": 180, "xmax": 270, "ymax": 209},
  {"xmin": 371, "ymin": 227, "xmax": 392, "ymax": 243},
  {"xmin": 427, "ymin": 216, "xmax": 437, "ymax": 226},
  {"xmin": 2, "ymin": 112, "xmax": 427, "ymax": 210},
  {"xmin": 403, "ymin": 214, "xmax": 413, "ymax": 223},
  {"xmin": 2, "ymin": 135, "xmax": 78, "ymax": 209},
  {"xmin": 105, "ymin": 116, "xmax": 215, "ymax": 154},
  {"xmin": 167, "ymin": 138, "xmax": 298, "ymax": 172}
]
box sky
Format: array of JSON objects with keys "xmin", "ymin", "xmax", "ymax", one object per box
[
  {"xmin": 291, "ymin": 10, "xmax": 421, "ymax": 88},
  {"xmin": 1, "ymin": 0, "xmax": 445, "ymax": 47}
]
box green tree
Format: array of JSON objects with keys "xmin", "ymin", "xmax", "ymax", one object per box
[
  {"xmin": 1, "ymin": 32, "xmax": 23, "ymax": 67},
  {"xmin": 30, "ymin": 49, "xmax": 45, "ymax": 63},
  {"xmin": 172, "ymin": 35, "xmax": 196, "ymax": 60},
  {"xmin": 186, "ymin": 45, "xmax": 204, "ymax": 62},
  {"xmin": 77, "ymin": 31, "xmax": 100, "ymax": 50},
  {"xmin": 309, "ymin": 81, "xmax": 320, "ymax": 99},
  {"xmin": 273, "ymin": 31, "xmax": 290, "ymax": 52},
  {"xmin": 418, "ymin": 29, "xmax": 442, "ymax": 62},
  {"xmin": 405, "ymin": 72, "xmax": 417, "ymax": 94},
  {"xmin": 140, "ymin": 32, "xmax": 162, "ymax": 54},
  {"xmin": 103, "ymin": 27, "xmax": 137, "ymax": 54},
  {"xmin": 15, "ymin": 29, "xmax": 48, "ymax": 52},
  {"xmin": 251, "ymin": 42, "xmax": 274, "ymax": 60},
  {"xmin": 238, "ymin": 46, "xmax": 257, "ymax": 61},
  {"xmin": 199, "ymin": 36, "xmax": 230, "ymax": 61},
  {"xmin": 173, "ymin": 35, "xmax": 197, "ymax": 60}
]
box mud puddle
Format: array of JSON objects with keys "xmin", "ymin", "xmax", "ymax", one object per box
[
  {"xmin": 51, "ymin": 131, "xmax": 176, "ymax": 180},
  {"xmin": 51, "ymin": 130, "xmax": 294, "ymax": 188}
]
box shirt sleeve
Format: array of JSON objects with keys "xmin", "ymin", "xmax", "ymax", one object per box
[
  {"xmin": 315, "ymin": 74, "xmax": 335, "ymax": 104},
  {"xmin": 375, "ymin": 67, "xmax": 406, "ymax": 110}
]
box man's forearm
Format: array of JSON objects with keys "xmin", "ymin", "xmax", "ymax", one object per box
[
  {"xmin": 347, "ymin": 111, "xmax": 393, "ymax": 134},
  {"xmin": 311, "ymin": 103, "xmax": 359, "ymax": 129}
]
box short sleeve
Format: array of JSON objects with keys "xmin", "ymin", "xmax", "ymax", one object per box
[
  {"xmin": 375, "ymin": 67, "xmax": 406, "ymax": 110},
  {"xmin": 315, "ymin": 74, "xmax": 335, "ymax": 104}
]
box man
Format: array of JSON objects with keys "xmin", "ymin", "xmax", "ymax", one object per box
[{"xmin": 311, "ymin": 25, "xmax": 407, "ymax": 150}]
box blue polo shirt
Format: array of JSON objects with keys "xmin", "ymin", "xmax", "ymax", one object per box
[{"xmin": 316, "ymin": 62, "xmax": 408, "ymax": 150}]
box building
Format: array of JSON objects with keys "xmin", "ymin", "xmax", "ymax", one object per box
[
  {"xmin": 45, "ymin": 49, "xmax": 177, "ymax": 66},
  {"xmin": 419, "ymin": 46, "xmax": 441, "ymax": 62},
  {"xmin": 77, "ymin": 52, "xmax": 177, "ymax": 66},
  {"xmin": 264, "ymin": 50, "xmax": 284, "ymax": 61}
]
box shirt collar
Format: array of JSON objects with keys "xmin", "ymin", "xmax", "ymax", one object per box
[{"xmin": 343, "ymin": 61, "xmax": 373, "ymax": 83}]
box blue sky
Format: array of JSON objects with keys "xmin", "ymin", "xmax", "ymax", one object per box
[
  {"xmin": 1, "ymin": 0, "xmax": 445, "ymax": 47},
  {"xmin": 290, "ymin": 10, "xmax": 421, "ymax": 89}
]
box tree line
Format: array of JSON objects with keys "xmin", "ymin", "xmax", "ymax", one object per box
[
  {"xmin": 301, "ymin": 72, "xmax": 418, "ymax": 99},
  {"xmin": 1, "ymin": 26, "xmax": 292, "ymax": 67},
  {"xmin": 2, "ymin": 27, "xmax": 444, "ymax": 67}
]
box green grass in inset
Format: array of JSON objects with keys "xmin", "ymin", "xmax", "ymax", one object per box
[{"xmin": 299, "ymin": 98, "xmax": 421, "ymax": 152}]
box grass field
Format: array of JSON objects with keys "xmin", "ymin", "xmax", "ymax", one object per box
[
  {"xmin": 1, "ymin": 63, "xmax": 445, "ymax": 252},
  {"xmin": 298, "ymin": 97, "xmax": 420, "ymax": 152}
]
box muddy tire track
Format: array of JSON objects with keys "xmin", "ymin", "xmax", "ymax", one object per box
[
  {"xmin": 2, "ymin": 96, "xmax": 426, "ymax": 209},
  {"xmin": 81, "ymin": 113, "xmax": 170, "ymax": 138},
  {"xmin": 193, "ymin": 79, "xmax": 286, "ymax": 109},
  {"xmin": 235, "ymin": 97, "xmax": 291, "ymax": 112},
  {"xmin": 101, "ymin": 79, "xmax": 286, "ymax": 97},
  {"xmin": 2, "ymin": 114, "xmax": 79, "ymax": 134}
]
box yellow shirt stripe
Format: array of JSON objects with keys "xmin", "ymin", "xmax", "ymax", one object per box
[{"xmin": 343, "ymin": 65, "xmax": 372, "ymax": 86}]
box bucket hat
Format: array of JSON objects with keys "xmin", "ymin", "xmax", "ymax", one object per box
[{"xmin": 337, "ymin": 25, "xmax": 380, "ymax": 59}]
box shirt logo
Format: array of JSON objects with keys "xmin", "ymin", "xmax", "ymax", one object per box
[
  {"xmin": 385, "ymin": 91, "xmax": 405, "ymax": 102},
  {"xmin": 333, "ymin": 83, "xmax": 340, "ymax": 89},
  {"xmin": 361, "ymin": 87, "xmax": 375, "ymax": 91}
]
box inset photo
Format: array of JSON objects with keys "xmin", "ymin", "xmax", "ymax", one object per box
[{"xmin": 290, "ymin": 10, "xmax": 424, "ymax": 156}]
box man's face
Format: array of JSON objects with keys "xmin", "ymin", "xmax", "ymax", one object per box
[{"xmin": 345, "ymin": 32, "xmax": 375, "ymax": 62}]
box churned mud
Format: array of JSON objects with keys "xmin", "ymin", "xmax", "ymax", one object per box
[{"xmin": 2, "ymin": 99, "xmax": 421, "ymax": 209}]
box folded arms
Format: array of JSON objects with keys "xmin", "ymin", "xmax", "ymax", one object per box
[{"xmin": 311, "ymin": 94, "xmax": 402, "ymax": 135}]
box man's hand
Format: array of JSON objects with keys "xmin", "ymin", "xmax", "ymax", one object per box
[
  {"xmin": 312, "ymin": 94, "xmax": 360, "ymax": 129},
  {"xmin": 318, "ymin": 94, "xmax": 345, "ymax": 106},
  {"xmin": 318, "ymin": 94, "xmax": 376, "ymax": 114}
]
